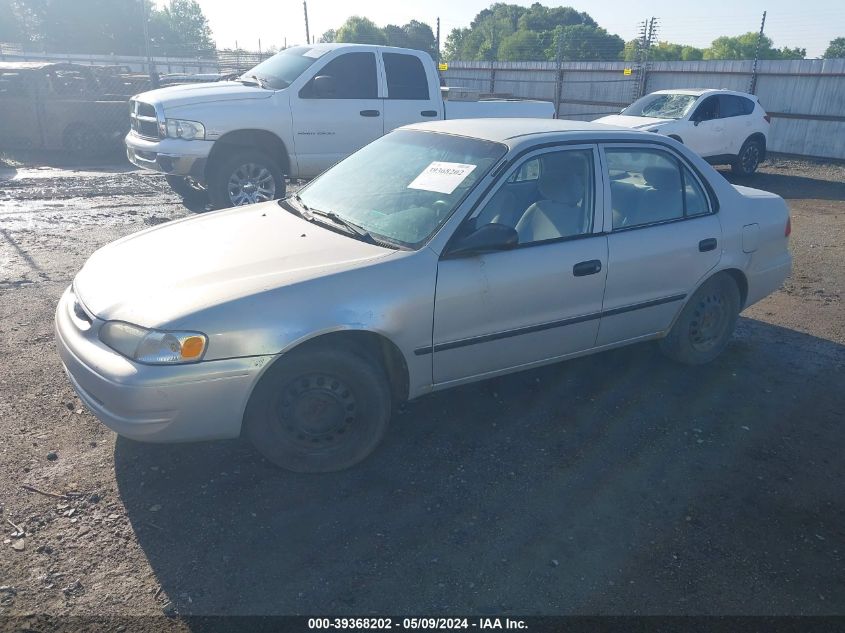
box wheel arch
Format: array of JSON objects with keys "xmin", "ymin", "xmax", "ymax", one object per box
[
  {"xmin": 206, "ymin": 129, "xmax": 291, "ymax": 180},
  {"xmin": 242, "ymin": 328, "xmax": 411, "ymax": 435},
  {"xmin": 742, "ymin": 132, "xmax": 767, "ymax": 160},
  {"xmin": 665, "ymin": 267, "xmax": 749, "ymax": 335}
]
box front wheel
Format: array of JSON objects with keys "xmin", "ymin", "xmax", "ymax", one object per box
[
  {"xmin": 732, "ymin": 138, "xmax": 763, "ymax": 176},
  {"xmin": 208, "ymin": 150, "xmax": 285, "ymax": 209},
  {"xmin": 244, "ymin": 348, "xmax": 392, "ymax": 472},
  {"xmin": 659, "ymin": 274, "xmax": 740, "ymax": 365}
]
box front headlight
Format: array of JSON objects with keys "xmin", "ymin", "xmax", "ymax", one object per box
[
  {"xmin": 99, "ymin": 321, "xmax": 207, "ymax": 364},
  {"xmin": 165, "ymin": 118, "xmax": 205, "ymax": 140}
]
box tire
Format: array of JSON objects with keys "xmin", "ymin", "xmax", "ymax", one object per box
[
  {"xmin": 208, "ymin": 149, "xmax": 285, "ymax": 209},
  {"xmin": 165, "ymin": 175, "xmax": 208, "ymax": 204},
  {"xmin": 732, "ymin": 138, "xmax": 763, "ymax": 176},
  {"xmin": 244, "ymin": 348, "xmax": 392, "ymax": 472},
  {"xmin": 659, "ymin": 274, "xmax": 741, "ymax": 365},
  {"xmin": 63, "ymin": 124, "xmax": 109, "ymax": 158}
]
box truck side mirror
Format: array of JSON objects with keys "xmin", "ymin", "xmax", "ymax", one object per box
[{"xmin": 312, "ymin": 75, "xmax": 336, "ymax": 98}]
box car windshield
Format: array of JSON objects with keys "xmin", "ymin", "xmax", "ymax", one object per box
[
  {"xmin": 240, "ymin": 46, "xmax": 324, "ymax": 89},
  {"xmin": 622, "ymin": 93, "xmax": 699, "ymax": 119},
  {"xmin": 294, "ymin": 130, "xmax": 507, "ymax": 249}
]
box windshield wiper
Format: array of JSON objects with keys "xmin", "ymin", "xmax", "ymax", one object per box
[{"xmin": 309, "ymin": 208, "xmax": 377, "ymax": 244}]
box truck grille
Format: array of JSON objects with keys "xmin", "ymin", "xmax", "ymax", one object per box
[{"xmin": 130, "ymin": 99, "xmax": 160, "ymax": 139}]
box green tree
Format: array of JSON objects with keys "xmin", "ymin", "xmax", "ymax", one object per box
[
  {"xmin": 499, "ymin": 29, "xmax": 542, "ymax": 61},
  {"xmin": 439, "ymin": 2, "xmax": 620, "ymax": 62},
  {"xmin": 548, "ymin": 24, "xmax": 624, "ymax": 61},
  {"xmin": 623, "ymin": 40, "xmax": 703, "ymax": 61},
  {"xmin": 318, "ymin": 29, "xmax": 336, "ymax": 44},
  {"xmin": 704, "ymin": 32, "xmax": 804, "ymax": 60},
  {"xmin": 823, "ymin": 37, "xmax": 845, "ymax": 58},
  {"xmin": 335, "ymin": 16, "xmax": 387, "ymax": 46},
  {"xmin": 157, "ymin": 0, "xmax": 214, "ymax": 55},
  {"xmin": 401, "ymin": 20, "xmax": 436, "ymax": 57},
  {"xmin": 0, "ymin": 0, "xmax": 22, "ymax": 42}
]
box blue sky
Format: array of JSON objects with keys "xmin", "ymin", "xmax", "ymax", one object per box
[{"xmin": 179, "ymin": 0, "xmax": 843, "ymax": 57}]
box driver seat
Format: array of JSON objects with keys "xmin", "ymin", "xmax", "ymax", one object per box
[{"xmin": 515, "ymin": 172, "xmax": 585, "ymax": 243}]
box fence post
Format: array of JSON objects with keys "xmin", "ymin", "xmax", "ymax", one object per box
[
  {"xmin": 489, "ymin": 59, "xmax": 495, "ymax": 95},
  {"xmin": 554, "ymin": 35, "xmax": 563, "ymax": 118}
]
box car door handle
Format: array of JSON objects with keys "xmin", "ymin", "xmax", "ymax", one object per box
[
  {"xmin": 699, "ymin": 238, "xmax": 718, "ymax": 252},
  {"xmin": 573, "ymin": 259, "xmax": 602, "ymax": 276},
  {"xmin": 420, "ymin": 110, "xmax": 438, "ymax": 117},
  {"xmin": 359, "ymin": 110, "xmax": 380, "ymax": 117}
]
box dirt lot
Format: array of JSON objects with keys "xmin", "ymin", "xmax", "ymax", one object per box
[{"xmin": 0, "ymin": 155, "xmax": 843, "ymax": 620}]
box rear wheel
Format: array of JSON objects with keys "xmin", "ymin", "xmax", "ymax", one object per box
[
  {"xmin": 244, "ymin": 348, "xmax": 392, "ymax": 472},
  {"xmin": 208, "ymin": 149, "xmax": 285, "ymax": 209},
  {"xmin": 165, "ymin": 175, "xmax": 208, "ymax": 204},
  {"xmin": 659, "ymin": 274, "xmax": 740, "ymax": 365},
  {"xmin": 732, "ymin": 138, "xmax": 763, "ymax": 176}
]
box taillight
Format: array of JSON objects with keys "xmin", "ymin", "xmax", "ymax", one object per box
[
  {"xmin": 785, "ymin": 216, "xmax": 791, "ymax": 237},
  {"xmin": 764, "ymin": 112, "xmax": 771, "ymax": 124}
]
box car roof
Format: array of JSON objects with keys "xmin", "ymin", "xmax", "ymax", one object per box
[
  {"xmin": 404, "ymin": 118, "xmax": 653, "ymax": 146},
  {"xmin": 650, "ymin": 88, "xmax": 755, "ymax": 98},
  {"xmin": 289, "ymin": 42, "xmax": 430, "ymax": 57}
]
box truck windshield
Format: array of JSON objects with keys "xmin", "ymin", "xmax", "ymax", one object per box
[
  {"xmin": 242, "ymin": 46, "xmax": 323, "ymax": 89},
  {"xmin": 622, "ymin": 93, "xmax": 698, "ymax": 119},
  {"xmin": 295, "ymin": 130, "xmax": 507, "ymax": 249}
]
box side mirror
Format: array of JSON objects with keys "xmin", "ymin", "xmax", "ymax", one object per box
[
  {"xmin": 312, "ymin": 75, "xmax": 336, "ymax": 98},
  {"xmin": 446, "ymin": 223, "xmax": 519, "ymax": 257}
]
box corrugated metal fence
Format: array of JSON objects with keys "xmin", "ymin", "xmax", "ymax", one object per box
[{"xmin": 444, "ymin": 59, "xmax": 845, "ymax": 160}]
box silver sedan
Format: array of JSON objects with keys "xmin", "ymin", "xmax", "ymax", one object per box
[{"xmin": 56, "ymin": 119, "xmax": 792, "ymax": 472}]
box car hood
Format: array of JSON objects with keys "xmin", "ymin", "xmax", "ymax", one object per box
[
  {"xmin": 136, "ymin": 81, "xmax": 274, "ymax": 110},
  {"xmin": 73, "ymin": 203, "xmax": 394, "ymax": 327},
  {"xmin": 593, "ymin": 114, "xmax": 673, "ymax": 130}
]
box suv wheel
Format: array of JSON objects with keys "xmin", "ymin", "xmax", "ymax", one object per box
[
  {"xmin": 208, "ymin": 149, "xmax": 285, "ymax": 209},
  {"xmin": 732, "ymin": 138, "xmax": 763, "ymax": 176}
]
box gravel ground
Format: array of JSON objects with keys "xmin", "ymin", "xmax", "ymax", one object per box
[{"xmin": 0, "ymin": 156, "xmax": 843, "ymax": 619}]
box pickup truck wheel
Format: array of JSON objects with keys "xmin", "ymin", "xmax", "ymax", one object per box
[
  {"xmin": 659, "ymin": 274, "xmax": 740, "ymax": 365},
  {"xmin": 165, "ymin": 175, "xmax": 208, "ymax": 204},
  {"xmin": 209, "ymin": 150, "xmax": 285, "ymax": 208},
  {"xmin": 732, "ymin": 138, "xmax": 763, "ymax": 176},
  {"xmin": 244, "ymin": 348, "xmax": 391, "ymax": 472}
]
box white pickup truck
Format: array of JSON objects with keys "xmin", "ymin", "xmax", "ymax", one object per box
[{"xmin": 126, "ymin": 43, "xmax": 554, "ymax": 207}]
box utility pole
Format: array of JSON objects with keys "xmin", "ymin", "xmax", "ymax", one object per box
[
  {"xmin": 435, "ymin": 17, "xmax": 441, "ymax": 64},
  {"xmin": 140, "ymin": 0, "xmax": 153, "ymax": 76},
  {"xmin": 303, "ymin": 1, "xmax": 310, "ymax": 47},
  {"xmin": 633, "ymin": 17, "xmax": 657, "ymax": 100},
  {"xmin": 750, "ymin": 10, "xmax": 766, "ymax": 94}
]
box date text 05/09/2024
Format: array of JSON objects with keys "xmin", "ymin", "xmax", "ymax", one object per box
[{"xmin": 307, "ymin": 617, "xmax": 528, "ymax": 630}]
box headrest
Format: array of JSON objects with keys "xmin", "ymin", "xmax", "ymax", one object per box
[
  {"xmin": 538, "ymin": 172, "xmax": 584, "ymax": 206},
  {"xmin": 643, "ymin": 165, "xmax": 681, "ymax": 191}
]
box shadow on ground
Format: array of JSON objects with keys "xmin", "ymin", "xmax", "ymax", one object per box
[{"xmin": 114, "ymin": 318, "xmax": 845, "ymax": 617}]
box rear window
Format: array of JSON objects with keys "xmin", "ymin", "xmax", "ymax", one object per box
[
  {"xmin": 383, "ymin": 53, "xmax": 429, "ymax": 100},
  {"xmin": 719, "ymin": 94, "xmax": 754, "ymax": 118}
]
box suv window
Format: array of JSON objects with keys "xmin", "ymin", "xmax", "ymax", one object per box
[
  {"xmin": 607, "ymin": 148, "xmax": 709, "ymax": 229},
  {"xmin": 300, "ymin": 52, "xmax": 378, "ymax": 99},
  {"xmin": 719, "ymin": 94, "xmax": 753, "ymax": 118},
  {"xmin": 383, "ymin": 53, "xmax": 429, "ymax": 100},
  {"xmin": 471, "ymin": 149, "xmax": 595, "ymax": 246},
  {"xmin": 692, "ymin": 95, "xmax": 719, "ymax": 122}
]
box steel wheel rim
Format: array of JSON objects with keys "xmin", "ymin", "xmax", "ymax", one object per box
[
  {"xmin": 227, "ymin": 163, "xmax": 276, "ymax": 205},
  {"xmin": 689, "ymin": 293, "xmax": 729, "ymax": 352},
  {"xmin": 275, "ymin": 373, "xmax": 357, "ymax": 450},
  {"xmin": 741, "ymin": 144, "xmax": 760, "ymax": 173}
]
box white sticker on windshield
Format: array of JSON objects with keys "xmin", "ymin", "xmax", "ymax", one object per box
[
  {"xmin": 303, "ymin": 47, "xmax": 329, "ymax": 59},
  {"xmin": 407, "ymin": 162, "xmax": 477, "ymax": 195}
]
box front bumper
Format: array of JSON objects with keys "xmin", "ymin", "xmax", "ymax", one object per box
[
  {"xmin": 54, "ymin": 286, "xmax": 268, "ymax": 443},
  {"xmin": 125, "ymin": 132, "xmax": 212, "ymax": 181}
]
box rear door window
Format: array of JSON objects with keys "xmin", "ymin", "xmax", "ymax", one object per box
[{"xmin": 383, "ymin": 53, "xmax": 429, "ymax": 100}]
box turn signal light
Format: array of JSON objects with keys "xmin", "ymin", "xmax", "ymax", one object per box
[{"xmin": 181, "ymin": 336, "xmax": 206, "ymax": 360}]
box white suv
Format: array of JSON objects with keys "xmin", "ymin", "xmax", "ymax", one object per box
[{"xmin": 595, "ymin": 89, "xmax": 771, "ymax": 175}]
